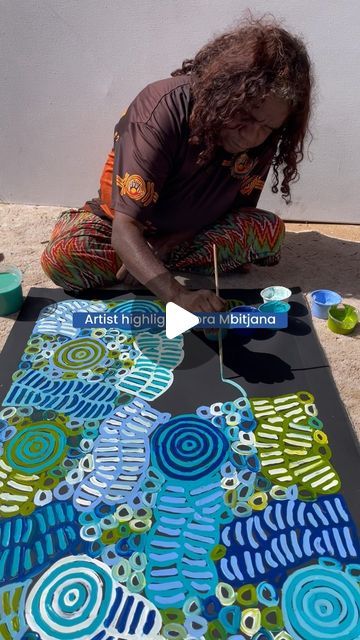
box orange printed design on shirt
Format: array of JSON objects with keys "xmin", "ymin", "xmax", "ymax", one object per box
[
  {"xmin": 232, "ymin": 153, "xmax": 255, "ymax": 176},
  {"xmin": 222, "ymin": 153, "xmax": 256, "ymax": 179},
  {"xmin": 116, "ymin": 173, "xmax": 159, "ymax": 206},
  {"xmin": 239, "ymin": 175, "xmax": 265, "ymax": 196}
]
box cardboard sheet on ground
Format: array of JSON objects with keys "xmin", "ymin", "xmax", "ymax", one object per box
[{"xmin": 0, "ymin": 287, "xmax": 359, "ymax": 640}]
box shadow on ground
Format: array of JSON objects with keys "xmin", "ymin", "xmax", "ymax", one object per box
[{"xmin": 179, "ymin": 231, "xmax": 360, "ymax": 299}]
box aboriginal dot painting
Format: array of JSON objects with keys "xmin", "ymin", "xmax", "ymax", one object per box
[{"xmin": 0, "ymin": 295, "xmax": 359, "ymax": 640}]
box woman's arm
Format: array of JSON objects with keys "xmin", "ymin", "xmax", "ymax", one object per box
[{"xmin": 111, "ymin": 211, "xmax": 225, "ymax": 313}]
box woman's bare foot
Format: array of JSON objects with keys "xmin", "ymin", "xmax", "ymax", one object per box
[
  {"xmin": 116, "ymin": 264, "xmax": 141, "ymax": 287},
  {"xmin": 238, "ymin": 263, "xmax": 252, "ymax": 273}
]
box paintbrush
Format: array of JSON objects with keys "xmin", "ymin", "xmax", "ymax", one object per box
[
  {"xmin": 212, "ymin": 243, "xmax": 224, "ymax": 379},
  {"xmin": 212, "ymin": 243, "xmax": 247, "ymax": 397}
]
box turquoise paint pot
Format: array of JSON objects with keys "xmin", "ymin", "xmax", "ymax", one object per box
[
  {"xmin": 0, "ymin": 266, "xmax": 23, "ymax": 316},
  {"xmin": 259, "ymin": 301, "xmax": 290, "ymax": 314},
  {"xmin": 309, "ymin": 289, "xmax": 342, "ymax": 319},
  {"xmin": 260, "ymin": 286, "xmax": 292, "ymax": 304}
]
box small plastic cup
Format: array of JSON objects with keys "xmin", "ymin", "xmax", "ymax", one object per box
[
  {"xmin": 327, "ymin": 304, "xmax": 358, "ymax": 335},
  {"xmin": 202, "ymin": 299, "xmax": 244, "ymax": 341},
  {"xmin": 0, "ymin": 265, "xmax": 23, "ymax": 316},
  {"xmin": 260, "ymin": 286, "xmax": 292, "ymax": 304},
  {"xmin": 309, "ymin": 289, "xmax": 342, "ymax": 319},
  {"xmin": 259, "ymin": 301, "xmax": 290, "ymax": 314},
  {"xmin": 231, "ymin": 305, "xmax": 260, "ymax": 337}
]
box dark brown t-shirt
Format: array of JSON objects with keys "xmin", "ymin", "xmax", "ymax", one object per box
[{"xmin": 85, "ymin": 75, "xmax": 279, "ymax": 233}]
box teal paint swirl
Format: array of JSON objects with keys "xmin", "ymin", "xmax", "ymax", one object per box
[
  {"xmin": 26, "ymin": 556, "xmax": 114, "ymax": 639},
  {"xmin": 282, "ymin": 564, "xmax": 360, "ymax": 640},
  {"xmin": 5, "ymin": 424, "xmax": 66, "ymax": 473},
  {"xmin": 53, "ymin": 338, "xmax": 106, "ymax": 371}
]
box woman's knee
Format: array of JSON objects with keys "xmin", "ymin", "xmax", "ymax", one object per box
[
  {"xmin": 41, "ymin": 236, "xmax": 118, "ymax": 292},
  {"xmin": 40, "ymin": 208, "xmax": 118, "ymax": 291},
  {"xmin": 40, "ymin": 235, "xmax": 93, "ymax": 290},
  {"xmin": 40, "ymin": 240, "xmax": 80, "ymax": 290},
  {"xmin": 257, "ymin": 209, "xmax": 285, "ymax": 237}
]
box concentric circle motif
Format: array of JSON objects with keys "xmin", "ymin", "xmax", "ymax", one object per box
[
  {"xmin": 282, "ymin": 564, "xmax": 360, "ymax": 640},
  {"xmin": 125, "ymin": 174, "xmax": 146, "ymax": 200},
  {"xmin": 151, "ymin": 415, "xmax": 228, "ymax": 480},
  {"xmin": 25, "ymin": 555, "xmax": 114, "ymax": 640},
  {"xmin": 5, "ymin": 424, "xmax": 66, "ymax": 473},
  {"xmin": 53, "ymin": 338, "xmax": 106, "ymax": 371},
  {"xmin": 115, "ymin": 299, "xmax": 162, "ymax": 314}
]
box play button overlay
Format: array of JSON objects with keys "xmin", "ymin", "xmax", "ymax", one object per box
[{"xmin": 165, "ymin": 302, "xmax": 200, "ymax": 339}]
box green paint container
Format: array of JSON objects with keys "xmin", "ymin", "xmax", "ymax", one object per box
[
  {"xmin": 327, "ymin": 303, "xmax": 358, "ymax": 335},
  {"xmin": 0, "ymin": 266, "xmax": 23, "ymax": 316}
]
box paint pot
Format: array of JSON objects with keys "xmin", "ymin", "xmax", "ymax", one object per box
[
  {"xmin": 309, "ymin": 289, "xmax": 342, "ymax": 319},
  {"xmin": 260, "ymin": 286, "xmax": 292, "ymax": 304},
  {"xmin": 259, "ymin": 301, "xmax": 291, "ymax": 314},
  {"xmin": 202, "ymin": 299, "xmax": 243, "ymax": 341},
  {"xmin": 203, "ymin": 327, "xmax": 228, "ymax": 341},
  {"xmin": 327, "ymin": 303, "xmax": 358, "ymax": 335},
  {"xmin": 0, "ymin": 266, "xmax": 23, "ymax": 316},
  {"xmin": 232, "ymin": 305, "xmax": 260, "ymax": 337}
]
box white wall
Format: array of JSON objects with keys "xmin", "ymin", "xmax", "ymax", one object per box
[{"xmin": 1, "ymin": 0, "xmax": 359, "ymax": 223}]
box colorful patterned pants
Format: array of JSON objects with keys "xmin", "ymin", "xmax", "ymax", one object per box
[{"xmin": 40, "ymin": 208, "xmax": 285, "ymax": 292}]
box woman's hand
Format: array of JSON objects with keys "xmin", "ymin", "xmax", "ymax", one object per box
[
  {"xmin": 111, "ymin": 213, "xmax": 223, "ymax": 313},
  {"xmin": 116, "ymin": 264, "xmax": 140, "ymax": 286},
  {"xmin": 170, "ymin": 288, "xmax": 226, "ymax": 313}
]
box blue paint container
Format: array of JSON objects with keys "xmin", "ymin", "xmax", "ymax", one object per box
[
  {"xmin": 309, "ymin": 289, "xmax": 342, "ymax": 319},
  {"xmin": 232, "ymin": 305, "xmax": 260, "ymax": 336}
]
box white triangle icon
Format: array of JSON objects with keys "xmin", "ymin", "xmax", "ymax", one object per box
[{"xmin": 165, "ymin": 302, "xmax": 200, "ymax": 339}]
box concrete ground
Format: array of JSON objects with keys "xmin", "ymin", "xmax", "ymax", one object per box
[{"xmin": 1, "ymin": 204, "xmax": 359, "ymax": 440}]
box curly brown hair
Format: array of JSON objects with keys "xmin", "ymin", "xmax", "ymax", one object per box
[{"xmin": 171, "ymin": 15, "xmax": 313, "ymax": 203}]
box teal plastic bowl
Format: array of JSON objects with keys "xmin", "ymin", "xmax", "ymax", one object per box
[
  {"xmin": 0, "ymin": 266, "xmax": 23, "ymax": 316},
  {"xmin": 259, "ymin": 301, "xmax": 290, "ymax": 314}
]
